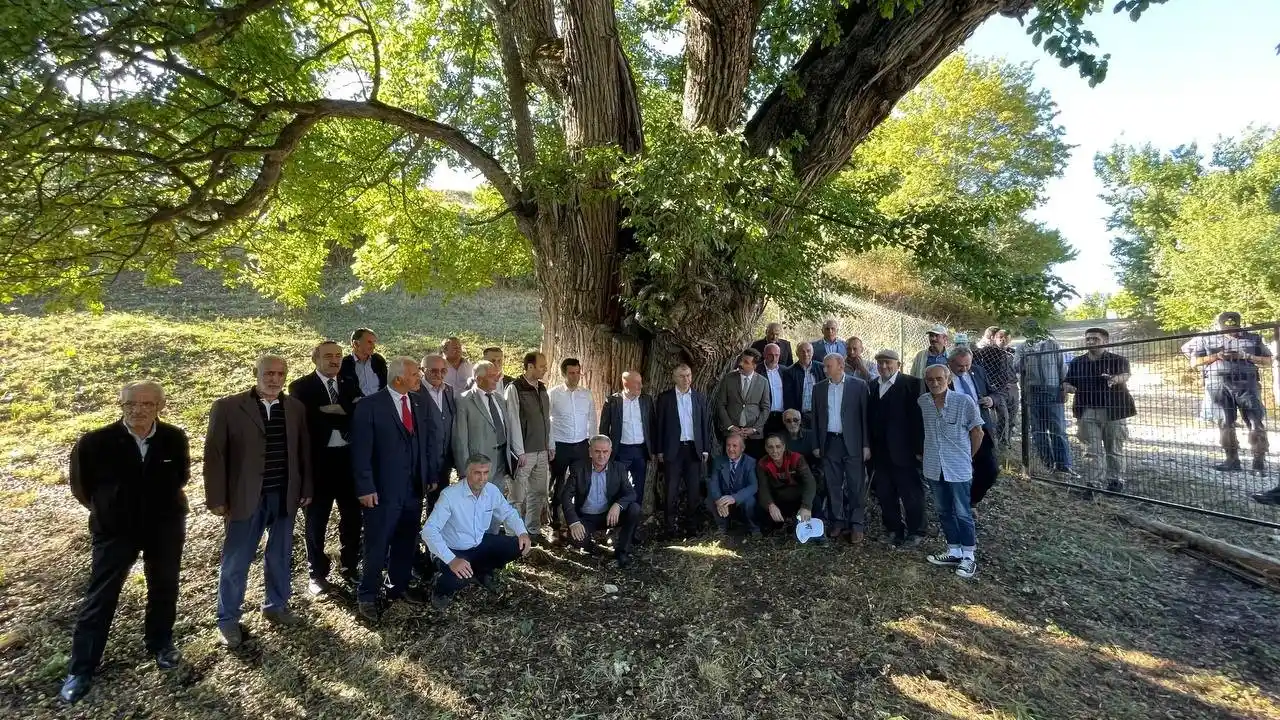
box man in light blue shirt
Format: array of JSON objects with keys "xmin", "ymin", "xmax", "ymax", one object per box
[
  {"xmin": 811, "ymin": 319, "xmax": 848, "ymax": 362},
  {"xmin": 422, "ymin": 453, "xmax": 531, "ymax": 609},
  {"xmin": 918, "ymin": 365, "xmax": 983, "ymax": 580}
]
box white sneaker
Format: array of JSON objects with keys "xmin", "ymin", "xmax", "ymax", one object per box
[{"xmin": 956, "ymin": 558, "xmax": 977, "ymax": 579}]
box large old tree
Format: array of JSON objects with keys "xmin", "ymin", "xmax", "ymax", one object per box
[{"xmin": 0, "ymin": 0, "xmax": 1164, "ymax": 396}]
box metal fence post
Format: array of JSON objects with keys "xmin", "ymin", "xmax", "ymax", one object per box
[
  {"xmin": 1020, "ymin": 363, "xmax": 1031, "ymax": 471},
  {"xmin": 1273, "ymin": 322, "xmax": 1280, "ymax": 408},
  {"xmin": 898, "ymin": 317, "xmax": 906, "ymax": 360}
]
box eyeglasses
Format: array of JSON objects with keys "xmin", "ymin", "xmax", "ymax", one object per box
[
  {"xmin": 121, "ymin": 401, "xmax": 158, "ymax": 410},
  {"xmin": 783, "ymin": 418, "xmax": 801, "ymax": 424}
]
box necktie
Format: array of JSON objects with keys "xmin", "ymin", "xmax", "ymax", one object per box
[
  {"xmin": 326, "ymin": 378, "xmax": 338, "ymax": 404},
  {"xmin": 400, "ymin": 394, "xmax": 414, "ymax": 433},
  {"xmin": 959, "ymin": 375, "xmax": 977, "ymax": 402},
  {"xmin": 487, "ymin": 392, "xmax": 506, "ymax": 440}
]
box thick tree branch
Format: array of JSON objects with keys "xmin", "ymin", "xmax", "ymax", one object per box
[
  {"xmin": 483, "ymin": 0, "xmax": 539, "ymax": 175},
  {"xmin": 681, "ymin": 0, "xmax": 763, "ymax": 130}
]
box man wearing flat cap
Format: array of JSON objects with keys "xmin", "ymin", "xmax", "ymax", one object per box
[
  {"xmin": 867, "ymin": 350, "xmax": 927, "ymax": 546},
  {"xmin": 910, "ymin": 326, "xmax": 951, "ymax": 378}
]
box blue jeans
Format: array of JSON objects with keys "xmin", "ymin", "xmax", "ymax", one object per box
[
  {"xmin": 1029, "ymin": 387, "xmax": 1071, "ymax": 470},
  {"xmin": 616, "ymin": 444, "xmax": 648, "ymax": 507},
  {"xmin": 434, "ymin": 533, "xmax": 522, "ymax": 597},
  {"xmin": 931, "ymin": 479, "xmax": 976, "ymax": 548},
  {"xmin": 217, "ymin": 491, "xmax": 294, "ymax": 628}
]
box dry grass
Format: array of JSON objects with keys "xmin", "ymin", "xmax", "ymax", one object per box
[{"xmin": 1, "ymin": 278, "xmax": 1279, "ymax": 719}]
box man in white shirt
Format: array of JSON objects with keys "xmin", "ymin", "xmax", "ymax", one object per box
[
  {"xmin": 548, "ymin": 358, "xmax": 597, "ymax": 532},
  {"xmin": 762, "ymin": 343, "xmax": 787, "ymax": 438},
  {"xmin": 600, "ymin": 371, "xmax": 655, "ymax": 511},
  {"xmin": 441, "ymin": 337, "xmax": 473, "ymax": 390},
  {"xmin": 422, "ymin": 453, "xmax": 531, "ymax": 609}
]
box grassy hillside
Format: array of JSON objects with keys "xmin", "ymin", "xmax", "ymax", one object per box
[{"xmin": 1, "ymin": 277, "xmax": 1278, "ymax": 719}]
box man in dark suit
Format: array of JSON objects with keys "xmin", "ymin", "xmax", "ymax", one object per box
[
  {"xmin": 414, "ymin": 352, "xmax": 457, "ymax": 580},
  {"xmin": 813, "ymin": 354, "xmax": 871, "ymax": 542},
  {"xmin": 205, "ymin": 355, "xmax": 312, "ymax": 649},
  {"xmin": 707, "ymin": 433, "xmax": 760, "ymax": 536},
  {"xmin": 339, "ymin": 327, "xmax": 387, "ymax": 399},
  {"xmin": 655, "ymin": 363, "xmax": 714, "ymax": 537},
  {"xmin": 750, "ymin": 322, "xmax": 793, "ymax": 367},
  {"xmin": 784, "ymin": 341, "xmax": 825, "ymax": 429},
  {"xmin": 711, "ymin": 348, "xmax": 771, "ymax": 457},
  {"xmin": 289, "ymin": 341, "xmax": 363, "ymax": 596},
  {"xmin": 562, "ymin": 436, "xmax": 642, "ymax": 568},
  {"xmin": 599, "ymin": 370, "xmax": 656, "ymax": 510},
  {"xmin": 948, "ymin": 346, "xmax": 1003, "ymax": 506},
  {"xmin": 58, "ymin": 381, "xmax": 188, "ymax": 704},
  {"xmin": 867, "ymin": 350, "xmax": 926, "ymax": 546},
  {"xmin": 350, "ymin": 356, "xmax": 437, "ymax": 621}
]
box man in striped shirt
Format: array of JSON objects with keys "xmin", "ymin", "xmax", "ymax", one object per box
[{"xmin": 918, "ymin": 364, "xmax": 984, "ymax": 579}]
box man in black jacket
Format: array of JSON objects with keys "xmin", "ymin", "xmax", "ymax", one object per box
[
  {"xmin": 339, "ymin": 327, "xmax": 387, "ymax": 399},
  {"xmin": 561, "ymin": 436, "xmax": 642, "ymax": 568},
  {"xmin": 750, "ymin": 322, "xmax": 793, "ymax": 367},
  {"xmin": 867, "ymin": 350, "xmax": 926, "ymax": 546},
  {"xmin": 655, "ymin": 364, "xmax": 714, "ymax": 537},
  {"xmin": 289, "ymin": 341, "xmax": 363, "ymax": 595},
  {"xmin": 599, "ymin": 371, "xmax": 656, "ymax": 510},
  {"xmin": 60, "ymin": 381, "xmax": 189, "ymax": 704},
  {"xmin": 1064, "ymin": 327, "xmax": 1137, "ymax": 492}
]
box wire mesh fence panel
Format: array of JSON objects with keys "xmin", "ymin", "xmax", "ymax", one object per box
[
  {"xmin": 1019, "ymin": 322, "xmax": 1280, "ymax": 528},
  {"xmin": 774, "ymin": 296, "xmax": 943, "ymax": 361}
]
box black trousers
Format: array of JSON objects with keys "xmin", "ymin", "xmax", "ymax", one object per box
[
  {"xmin": 761, "ymin": 492, "xmax": 804, "ymax": 533},
  {"xmin": 872, "ymin": 462, "xmax": 926, "ymax": 537},
  {"xmin": 550, "ymin": 440, "xmax": 590, "ymax": 528},
  {"xmin": 970, "ymin": 430, "xmax": 999, "ymax": 505},
  {"xmin": 664, "ymin": 442, "xmax": 705, "ymax": 532},
  {"xmin": 304, "ymin": 445, "xmax": 362, "ymax": 581},
  {"xmin": 573, "ymin": 504, "xmax": 642, "ymax": 556},
  {"xmin": 70, "ymin": 519, "xmax": 185, "ymax": 676}
]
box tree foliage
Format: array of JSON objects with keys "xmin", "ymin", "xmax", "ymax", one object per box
[{"xmin": 1063, "ymin": 291, "xmax": 1111, "ymax": 320}]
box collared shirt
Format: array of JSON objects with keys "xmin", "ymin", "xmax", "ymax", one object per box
[
  {"xmin": 620, "ymin": 393, "xmax": 645, "ymax": 445},
  {"xmin": 422, "ymin": 481, "xmax": 527, "ymax": 564},
  {"xmin": 481, "ymin": 390, "xmax": 505, "ymax": 427},
  {"xmin": 826, "ymin": 380, "xmax": 844, "ymax": 433},
  {"xmin": 675, "ymin": 387, "xmax": 694, "ymax": 441},
  {"xmin": 878, "ymin": 371, "xmax": 898, "ymax": 398},
  {"xmin": 582, "ymin": 467, "xmax": 610, "ymax": 515},
  {"xmin": 765, "ymin": 366, "xmax": 784, "ymax": 412},
  {"xmin": 1185, "ymin": 332, "xmax": 1271, "ymax": 385},
  {"xmin": 424, "ymin": 383, "xmax": 447, "ymax": 419},
  {"xmin": 352, "ymin": 354, "xmax": 380, "ymax": 397},
  {"xmin": 259, "ymin": 395, "xmax": 280, "ymax": 421},
  {"xmin": 387, "ymin": 386, "xmax": 412, "ymax": 424},
  {"xmin": 549, "ymin": 384, "xmax": 596, "ymax": 444},
  {"xmin": 444, "ymin": 359, "xmax": 474, "ymax": 391},
  {"xmin": 918, "ymin": 390, "xmax": 983, "ymax": 483},
  {"xmin": 122, "ymin": 420, "xmax": 157, "ymax": 460},
  {"xmin": 315, "ymin": 370, "xmax": 348, "ymax": 447},
  {"xmin": 801, "ymin": 364, "xmax": 816, "ymax": 411}
]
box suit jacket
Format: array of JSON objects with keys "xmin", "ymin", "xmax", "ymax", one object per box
[
  {"xmin": 750, "ymin": 337, "xmax": 793, "ymax": 367},
  {"xmin": 349, "ymin": 389, "xmax": 435, "ymax": 501},
  {"xmin": 812, "ymin": 376, "xmax": 870, "ymax": 459},
  {"xmin": 867, "ymin": 373, "xmax": 925, "ymax": 468},
  {"xmin": 287, "ymin": 372, "xmax": 360, "ymax": 461},
  {"xmin": 599, "ymin": 392, "xmax": 656, "ymax": 456},
  {"xmin": 560, "ymin": 460, "xmax": 637, "ymax": 526},
  {"xmin": 711, "ymin": 370, "xmax": 771, "ymax": 436},
  {"xmin": 339, "ymin": 352, "xmax": 388, "ymax": 396},
  {"xmin": 708, "ymin": 454, "xmax": 758, "ymax": 504},
  {"xmin": 70, "ymin": 420, "xmax": 189, "ymax": 536},
  {"xmin": 950, "ymin": 364, "xmax": 1003, "ymax": 429},
  {"xmin": 782, "ymin": 361, "xmax": 824, "ymax": 412},
  {"xmin": 419, "ymin": 383, "xmax": 457, "ymax": 480},
  {"xmin": 453, "ymin": 385, "xmax": 514, "ymax": 477},
  {"xmin": 204, "ymin": 390, "xmax": 312, "ymax": 522},
  {"xmin": 655, "ymin": 388, "xmax": 714, "ymax": 459}
]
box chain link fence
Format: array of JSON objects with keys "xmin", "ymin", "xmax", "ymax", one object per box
[
  {"xmin": 765, "ymin": 296, "xmax": 944, "ymax": 361},
  {"xmin": 1019, "ymin": 322, "xmax": 1280, "ymax": 528}
]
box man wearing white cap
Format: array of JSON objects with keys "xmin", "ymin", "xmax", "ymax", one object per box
[{"xmin": 910, "ymin": 326, "xmax": 951, "ymax": 378}]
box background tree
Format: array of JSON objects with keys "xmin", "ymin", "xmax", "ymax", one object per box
[
  {"xmin": 1063, "ymin": 291, "xmax": 1111, "ymax": 320},
  {"xmin": 0, "ymin": 0, "xmax": 1168, "ymax": 398}
]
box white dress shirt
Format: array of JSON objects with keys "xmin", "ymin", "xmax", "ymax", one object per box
[
  {"xmin": 422, "ymin": 482, "xmax": 527, "ymax": 563},
  {"xmin": 765, "ymin": 365, "xmax": 784, "ymax": 412},
  {"xmin": 826, "ymin": 380, "xmax": 844, "ymax": 433},
  {"xmin": 549, "ymin": 384, "xmax": 596, "ymax": 444},
  {"xmin": 620, "ymin": 394, "xmax": 645, "ymax": 445},
  {"xmin": 878, "ymin": 371, "xmax": 898, "ymax": 399},
  {"xmin": 259, "ymin": 396, "xmax": 280, "ymax": 421},
  {"xmin": 444, "ymin": 359, "xmax": 474, "ymax": 391},
  {"xmin": 675, "ymin": 388, "xmax": 694, "ymax": 441},
  {"xmin": 387, "ymin": 386, "xmax": 412, "ymax": 425},
  {"xmin": 424, "ymin": 382, "xmax": 447, "ymax": 420},
  {"xmin": 316, "ymin": 370, "xmax": 348, "ymax": 447}
]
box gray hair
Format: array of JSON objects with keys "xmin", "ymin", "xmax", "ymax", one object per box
[
  {"xmin": 473, "ymin": 359, "xmax": 496, "ymax": 377},
  {"xmin": 589, "ymin": 434, "xmax": 612, "ymax": 448},
  {"xmin": 924, "ymin": 363, "xmax": 952, "ymax": 378},
  {"xmin": 948, "ymin": 345, "xmax": 974, "ymax": 360},
  {"xmin": 255, "ymin": 354, "xmax": 287, "ymax": 377},
  {"xmin": 465, "ymin": 452, "xmax": 492, "ymax": 470},
  {"xmin": 420, "ymin": 352, "xmax": 445, "ymax": 367},
  {"xmin": 387, "ymin": 355, "xmax": 419, "ymax": 382},
  {"xmin": 797, "ymin": 341, "xmax": 813, "ymax": 352},
  {"xmin": 822, "ymin": 352, "xmax": 845, "ymax": 366},
  {"xmin": 763, "ymin": 342, "xmax": 781, "ymax": 353},
  {"xmin": 120, "ymin": 380, "xmax": 165, "ymax": 404}
]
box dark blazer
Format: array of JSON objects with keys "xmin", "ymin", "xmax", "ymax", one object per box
[
  {"xmin": 349, "ymin": 389, "xmax": 436, "ymax": 501},
  {"xmin": 782, "ymin": 361, "xmax": 824, "ymax": 412},
  {"xmin": 204, "ymin": 390, "xmax": 312, "ymax": 522},
  {"xmin": 339, "ymin": 352, "xmax": 388, "ymax": 396},
  {"xmin": 867, "ymin": 373, "xmax": 925, "ymax": 468},
  {"xmin": 655, "ymin": 388, "xmax": 714, "ymax": 459},
  {"xmin": 708, "ymin": 454, "xmax": 758, "ymax": 504},
  {"xmin": 950, "ymin": 365, "xmax": 1003, "ymax": 428},
  {"xmin": 812, "ymin": 376, "xmax": 871, "ymax": 457},
  {"xmin": 599, "ymin": 392, "xmax": 656, "ymax": 457},
  {"xmin": 70, "ymin": 420, "xmax": 189, "ymax": 536},
  {"xmin": 418, "ymin": 383, "xmax": 457, "ymax": 480},
  {"xmin": 288, "ymin": 371, "xmax": 360, "ymax": 459},
  {"xmin": 750, "ymin": 337, "xmax": 793, "ymax": 367},
  {"xmin": 561, "ymin": 460, "xmax": 637, "ymax": 526}
]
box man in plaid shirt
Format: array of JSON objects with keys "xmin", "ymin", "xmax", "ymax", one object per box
[{"xmin": 1182, "ymin": 312, "xmax": 1272, "ymax": 479}]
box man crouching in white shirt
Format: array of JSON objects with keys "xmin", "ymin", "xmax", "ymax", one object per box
[{"xmin": 422, "ymin": 453, "xmax": 532, "ymax": 609}]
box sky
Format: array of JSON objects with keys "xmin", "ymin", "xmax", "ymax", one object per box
[{"xmin": 963, "ymin": 0, "xmax": 1280, "ymax": 297}]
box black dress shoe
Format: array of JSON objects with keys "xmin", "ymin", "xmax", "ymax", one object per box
[
  {"xmin": 615, "ymin": 552, "xmax": 633, "ymax": 569},
  {"xmin": 479, "ymin": 573, "xmax": 501, "ymax": 594},
  {"xmin": 340, "ymin": 568, "xmax": 361, "ymax": 585},
  {"xmin": 357, "ymin": 601, "xmax": 380, "ymax": 622},
  {"xmin": 59, "ymin": 674, "xmax": 92, "ymax": 704},
  {"xmin": 307, "ymin": 578, "xmax": 333, "ymax": 597},
  {"xmin": 430, "ymin": 592, "xmax": 453, "ymax": 611},
  {"xmin": 401, "ymin": 586, "xmax": 429, "ymax": 605},
  {"xmin": 155, "ymin": 645, "xmax": 182, "ymax": 670}
]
